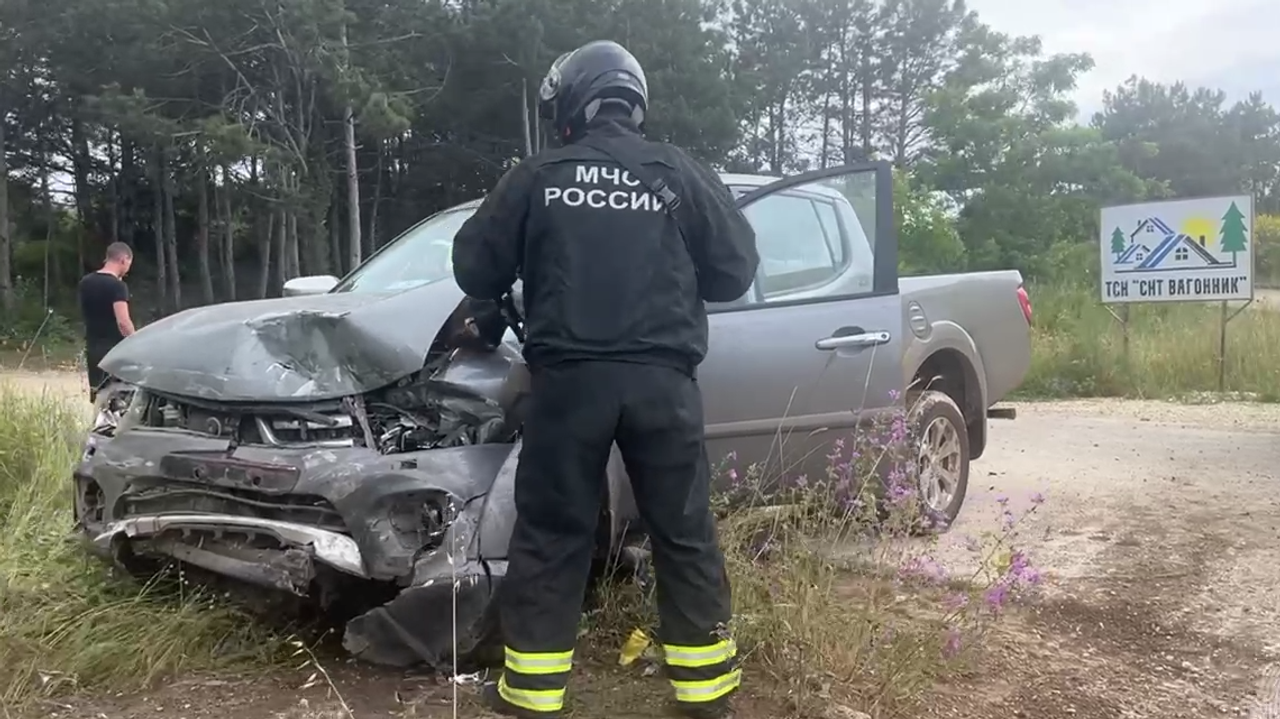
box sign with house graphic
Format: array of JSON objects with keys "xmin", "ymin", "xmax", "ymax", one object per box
[{"xmin": 1100, "ymin": 195, "xmax": 1254, "ymax": 303}]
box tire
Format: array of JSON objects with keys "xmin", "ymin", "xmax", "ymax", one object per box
[{"xmin": 907, "ymin": 390, "xmax": 970, "ymax": 530}]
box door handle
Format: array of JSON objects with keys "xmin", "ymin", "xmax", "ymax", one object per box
[{"xmin": 815, "ymin": 331, "xmax": 892, "ymax": 351}]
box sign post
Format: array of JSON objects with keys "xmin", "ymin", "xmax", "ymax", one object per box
[{"xmin": 1099, "ymin": 195, "xmax": 1256, "ymax": 391}]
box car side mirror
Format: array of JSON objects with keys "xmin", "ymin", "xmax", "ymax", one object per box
[{"xmin": 282, "ymin": 275, "xmax": 340, "ymax": 297}]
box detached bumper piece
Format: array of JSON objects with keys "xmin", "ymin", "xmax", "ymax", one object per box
[{"xmin": 343, "ymin": 558, "xmax": 506, "ymax": 669}]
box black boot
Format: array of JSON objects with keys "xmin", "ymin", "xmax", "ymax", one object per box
[
  {"xmin": 480, "ymin": 681, "xmax": 564, "ymax": 719},
  {"xmin": 671, "ymin": 697, "xmax": 734, "ymax": 719}
]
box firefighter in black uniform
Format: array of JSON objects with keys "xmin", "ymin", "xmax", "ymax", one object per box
[{"xmin": 451, "ymin": 40, "xmax": 760, "ymax": 719}]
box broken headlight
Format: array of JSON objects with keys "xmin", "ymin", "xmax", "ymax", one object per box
[{"xmin": 383, "ymin": 490, "xmax": 460, "ymax": 553}]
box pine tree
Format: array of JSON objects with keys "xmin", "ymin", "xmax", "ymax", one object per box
[
  {"xmin": 1110, "ymin": 227, "xmax": 1126, "ymax": 257},
  {"xmin": 1219, "ymin": 201, "xmax": 1249, "ymax": 257}
]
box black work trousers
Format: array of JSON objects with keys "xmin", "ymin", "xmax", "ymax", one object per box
[{"xmin": 497, "ymin": 360, "xmax": 738, "ymax": 714}]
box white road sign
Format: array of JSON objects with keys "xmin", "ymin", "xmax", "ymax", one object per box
[{"xmin": 1099, "ymin": 195, "xmax": 1254, "ymax": 304}]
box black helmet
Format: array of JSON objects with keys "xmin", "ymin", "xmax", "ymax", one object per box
[{"xmin": 538, "ymin": 40, "xmax": 648, "ymax": 140}]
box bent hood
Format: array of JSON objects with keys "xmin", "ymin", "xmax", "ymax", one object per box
[{"xmin": 100, "ymin": 281, "xmax": 467, "ymax": 402}]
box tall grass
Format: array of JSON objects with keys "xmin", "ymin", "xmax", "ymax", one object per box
[
  {"xmin": 0, "ymin": 385, "xmax": 283, "ymax": 713},
  {"xmin": 1019, "ymin": 280, "xmax": 1280, "ymax": 399}
]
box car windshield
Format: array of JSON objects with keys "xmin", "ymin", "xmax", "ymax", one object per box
[{"xmin": 332, "ymin": 207, "xmax": 478, "ymax": 294}]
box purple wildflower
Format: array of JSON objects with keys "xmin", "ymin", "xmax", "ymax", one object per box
[
  {"xmin": 983, "ymin": 582, "xmax": 1010, "ymax": 614},
  {"xmin": 941, "ymin": 627, "xmax": 963, "ymax": 659},
  {"xmin": 899, "ymin": 555, "xmax": 949, "ymax": 585},
  {"xmin": 1005, "ymin": 551, "xmax": 1042, "ymax": 587},
  {"xmin": 1030, "ymin": 491, "xmax": 1046, "ymax": 505},
  {"xmin": 888, "ymin": 483, "xmax": 914, "ymax": 504},
  {"xmin": 1001, "ymin": 509, "xmax": 1016, "ymax": 530},
  {"xmin": 889, "ymin": 416, "xmax": 908, "ymax": 445}
]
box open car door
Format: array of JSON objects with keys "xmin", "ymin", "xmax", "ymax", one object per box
[{"xmin": 699, "ymin": 162, "xmax": 902, "ymax": 487}]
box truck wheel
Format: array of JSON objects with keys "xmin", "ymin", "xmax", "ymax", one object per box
[{"xmin": 907, "ymin": 390, "xmax": 970, "ymax": 530}]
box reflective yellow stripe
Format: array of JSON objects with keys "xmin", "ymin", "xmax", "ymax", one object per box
[
  {"xmin": 671, "ymin": 668, "xmax": 742, "ymax": 703},
  {"xmin": 498, "ymin": 674, "xmax": 565, "ymax": 712},
  {"xmin": 504, "ymin": 647, "xmax": 574, "ymax": 675},
  {"xmin": 663, "ymin": 639, "xmax": 737, "ymax": 668}
]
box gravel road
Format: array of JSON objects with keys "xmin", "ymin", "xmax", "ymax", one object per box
[
  {"xmin": 6, "ymin": 369, "xmax": 1280, "ymax": 718},
  {"xmin": 940, "ymin": 398, "xmax": 1280, "ymax": 719}
]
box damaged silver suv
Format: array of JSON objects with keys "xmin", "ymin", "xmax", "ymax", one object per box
[
  {"xmin": 73, "ymin": 163, "xmax": 1031, "ymax": 672},
  {"xmin": 75, "ymin": 199, "xmax": 597, "ymax": 671}
]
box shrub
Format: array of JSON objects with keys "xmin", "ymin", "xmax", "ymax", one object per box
[{"xmin": 1256, "ymin": 214, "xmax": 1280, "ymax": 288}]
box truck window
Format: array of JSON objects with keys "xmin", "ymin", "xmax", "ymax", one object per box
[
  {"xmin": 742, "ymin": 193, "xmax": 840, "ymax": 296},
  {"xmin": 741, "ymin": 188, "xmax": 877, "ymax": 300}
]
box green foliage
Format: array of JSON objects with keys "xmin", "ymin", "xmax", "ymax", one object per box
[
  {"xmin": 1018, "ymin": 280, "xmax": 1280, "ymax": 400},
  {"xmin": 0, "ymin": 386, "xmax": 286, "ymax": 710},
  {"xmin": 1256, "ymin": 214, "xmax": 1280, "ymax": 286},
  {"xmin": 3, "ymin": 0, "xmax": 1280, "ymax": 326},
  {"xmin": 896, "ymin": 169, "xmax": 966, "ymax": 275}
]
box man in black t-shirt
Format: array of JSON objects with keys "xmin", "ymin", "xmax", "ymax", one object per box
[{"xmin": 77, "ymin": 242, "xmax": 136, "ymax": 402}]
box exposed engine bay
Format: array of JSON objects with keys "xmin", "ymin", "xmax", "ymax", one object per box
[{"xmin": 92, "ymin": 295, "xmax": 528, "ymax": 456}]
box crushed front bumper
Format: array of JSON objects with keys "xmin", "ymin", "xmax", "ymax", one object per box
[
  {"xmin": 87, "ymin": 514, "xmax": 367, "ymax": 594},
  {"xmin": 87, "ymin": 511, "xmax": 504, "ymax": 670}
]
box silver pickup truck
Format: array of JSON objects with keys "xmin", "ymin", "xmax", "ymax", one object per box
[{"xmin": 75, "ymin": 161, "xmax": 1031, "ymax": 670}]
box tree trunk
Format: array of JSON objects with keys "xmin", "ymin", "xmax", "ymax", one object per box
[
  {"xmin": 151, "ymin": 147, "xmax": 168, "ymax": 313},
  {"xmin": 274, "ymin": 208, "xmax": 288, "ymax": 291},
  {"xmin": 286, "ymin": 210, "xmax": 300, "ymax": 279},
  {"xmin": 328, "ymin": 197, "xmax": 341, "ymax": 276},
  {"xmin": 120, "ymin": 138, "xmax": 137, "ymax": 247},
  {"xmin": 220, "ymin": 165, "xmax": 236, "ymax": 301},
  {"xmin": 859, "ymin": 51, "xmax": 873, "ymax": 158},
  {"xmin": 340, "ymin": 20, "xmax": 362, "ymax": 271},
  {"xmin": 42, "ymin": 168, "xmax": 53, "ymax": 308},
  {"xmin": 71, "ymin": 116, "xmax": 93, "ymax": 272},
  {"xmin": 196, "ymin": 165, "xmax": 215, "ymax": 305},
  {"xmin": 0, "ymin": 113, "xmax": 13, "ymax": 318},
  {"xmin": 820, "ymin": 91, "xmax": 832, "ymax": 169},
  {"xmin": 367, "ymin": 142, "xmax": 383, "ymax": 253},
  {"xmin": 522, "ymin": 78, "xmax": 534, "ymax": 158},
  {"xmin": 107, "ymin": 134, "xmax": 120, "ymax": 243},
  {"xmin": 258, "ymin": 208, "xmax": 274, "ymax": 299},
  {"xmin": 161, "ymin": 147, "xmax": 182, "ymax": 312}
]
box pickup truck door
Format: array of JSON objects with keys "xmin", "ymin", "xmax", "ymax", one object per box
[{"xmin": 700, "ymin": 162, "xmax": 904, "ymax": 488}]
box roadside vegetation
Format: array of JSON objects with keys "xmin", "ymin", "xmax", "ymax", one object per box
[
  {"xmin": 0, "ymin": 386, "xmax": 284, "ymax": 712},
  {"xmin": 585, "ymin": 405, "xmax": 1043, "ymax": 716},
  {"xmin": 1018, "ymin": 278, "xmax": 1280, "ymax": 401},
  {"xmin": 0, "ymin": 384, "xmax": 1041, "ymax": 716},
  {"xmin": 1016, "ymin": 213, "xmax": 1280, "ymax": 401}
]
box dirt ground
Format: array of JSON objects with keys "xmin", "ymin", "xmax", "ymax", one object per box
[{"xmin": 8, "ymin": 371, "xmax": 1280, "ymax": 719}]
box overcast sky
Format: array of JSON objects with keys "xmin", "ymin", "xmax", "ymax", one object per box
[{"xmin": 965, "ymin": 0, "xmax": 1279, "ymax": 118}]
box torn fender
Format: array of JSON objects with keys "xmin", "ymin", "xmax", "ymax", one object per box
[
  {"xmin": 343, "ymin": 496, "xmax": 505, "ymax": 669},
  {"xmin": 98, "ymin": 280, "xmax": 469, "ymax": 402}
]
